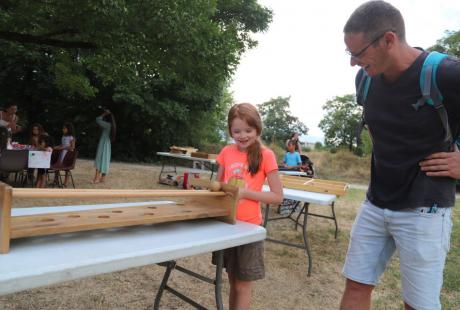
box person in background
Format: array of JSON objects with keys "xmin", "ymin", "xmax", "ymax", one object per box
[
  {"xmin": 29, "ymin": 123, "xmax": 45, "ymax": 148},
  {"xmin": 0, "ymin": 103, "xmax": 21, "ymax": 135},
  {"xmin": 91, "ymin": 109, "xmax": 116, "ymax": 184},
  {"xmin": 215, "ymin": 103, "xmax": 283, "ymax": 310},
  {"xmin": 285, "ymin": 132, "xmax": 302, "ymax": 155},
  {"xmin": 281, "ymin": 140, "xmax": 302, "ymax": 170},
  {"xmin": 53, "ymin": 122, "xmax": 76, "ymax": 187},
  {"xmin": 35, "ymin": 135, "xmax": 53, "ymax": 188}
]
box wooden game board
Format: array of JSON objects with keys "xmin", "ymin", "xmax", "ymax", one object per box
[
  {"xmin": 279, "ymin": 175, "xmax": 348, "ymax": 196},
  {"xmin": 0, "ymin": 183, "xmax": 238, "ymax": 254}
]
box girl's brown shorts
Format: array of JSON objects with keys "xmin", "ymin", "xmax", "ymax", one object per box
[{"xmin": 212, "ymin": 240, "xmax": 265, "ymax": 281}]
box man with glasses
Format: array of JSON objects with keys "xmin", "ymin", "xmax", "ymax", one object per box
[{"xmin": 340, "ymin": 1, "xmax": 460, "ymax": 310}]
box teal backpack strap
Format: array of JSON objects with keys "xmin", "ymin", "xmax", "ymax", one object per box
[
  {"xmin": 413, "ymin": 51, "xmax": 451, "ymax": 144},
  {"xmin": 355, "ymin": 70, "xmax": 371, "ymax": 146},
  {"xmin": 356, "ymin": 69, "xmax": 371, "ymax": 106}
]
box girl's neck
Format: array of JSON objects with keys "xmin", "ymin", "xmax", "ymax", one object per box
[{"xmin": 237, "ymin": 145, "xmax": 248, "ymax": 152}]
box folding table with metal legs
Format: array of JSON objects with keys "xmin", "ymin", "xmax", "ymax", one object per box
[
  {"xmin": 154, "ymin": 251, "xmax": 224, "ymax": 310},
  {"xmin": 262, "ymin": 186, "xmax": 338, "ymax": 276}
]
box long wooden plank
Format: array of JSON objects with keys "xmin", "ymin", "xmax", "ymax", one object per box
[
  {"xmin": 0, "ymin": 184, "xmax": 12, "ymax": 253},
  {"xmin": 13, "ymin": 189, "xmax": 225, "ymax": 199},
  {"xmin": 11, "ymin": 201, "xmax": 229, "ymax": 239},
  {"xmin": 280, "ymin": 175, "xmax": 348, "ymax": 196}
]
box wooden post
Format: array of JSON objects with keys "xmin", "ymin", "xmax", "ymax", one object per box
[{"xmin": 0, "ymin": 182, "xmax": 13, "ymax": 253}]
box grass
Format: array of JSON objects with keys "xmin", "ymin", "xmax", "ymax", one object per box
[{"xmin": 0, "ymin": 158, "xmax": 458, "ymax": 309}]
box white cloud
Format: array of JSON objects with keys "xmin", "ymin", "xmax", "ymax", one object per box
[{"xmin": 230, "ymin": 0, "xmax": 460, "ymax": 137}]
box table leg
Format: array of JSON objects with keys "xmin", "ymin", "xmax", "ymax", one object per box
[
  {"xmin": 158, "ymin": 157, "xmax": 177, "ymax": 183},
  {"xmin": 331, "ymin": 202, "xmax": 338, "ymax": 239},
  {"xmin": 153, "ymin": 261, "xmax": 176, "ymax": 310},
  {"xmin": 214, "ymin": 250, "xmax": 224, "ymax": 310},
  {"xmin": 263, "ymin": 202, "xmax": 313, "ymax": 276},
  {"xmin": 153, "ymin": 253, "xmax": 224, "ymax": 310},
  {"xmin": 302, "ymin": 203, "xmax": 312, "ymax": 276}
]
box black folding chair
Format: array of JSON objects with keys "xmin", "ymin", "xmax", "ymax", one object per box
[{"xmin": 0, "ymin": 149, "xmax": 29, "ymax": 186}]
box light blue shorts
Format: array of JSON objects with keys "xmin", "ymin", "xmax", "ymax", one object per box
[{"xmin": 342, "ymin": 199, "xmax": 453, "ymax": 310}]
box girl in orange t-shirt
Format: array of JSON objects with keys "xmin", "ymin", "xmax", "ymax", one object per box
[{"xmin": 216, "ymin": 103, "xmax": 283, "ymax": 310}]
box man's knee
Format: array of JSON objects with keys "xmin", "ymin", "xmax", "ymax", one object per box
[{"xmin": 344, "ymin": 278, "xmax": 374, "ymax": 295}]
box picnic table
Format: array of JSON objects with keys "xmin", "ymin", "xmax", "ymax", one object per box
[
  {"xmin": 156, "ymin": 151, "xmax": 218, "ymax": 181},
  {"xmin": 262, "ymin": 185, "xmax": 338, "ymax": 276},
  {"xmin": 0, "ymin": 201, "xmax": 266, "ymax": 309}
]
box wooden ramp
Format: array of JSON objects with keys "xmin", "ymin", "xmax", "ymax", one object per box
[
  {"xmin": 280, "ymin": 175, "xmax": 348, "ymax": 196},
  {"xmin": 0, "ymin": 183, "xmax": 238, "ymax": 253}
]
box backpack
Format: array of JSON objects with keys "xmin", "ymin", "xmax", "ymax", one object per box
[{"xmin": 356, "ymin": 51, "xmax": 454, "ymax": 147}]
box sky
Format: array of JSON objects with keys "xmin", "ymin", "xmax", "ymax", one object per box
[{"xmin": 230, "ymin": 0, "xmax": 460, "ymax": 142}]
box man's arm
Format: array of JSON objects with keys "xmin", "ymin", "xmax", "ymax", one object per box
[{"xmin": 420, "ymin": 57, "xmax": 460, "ymax": 179}]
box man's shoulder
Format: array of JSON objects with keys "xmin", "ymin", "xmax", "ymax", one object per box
[{"xmin": 439, "ymin": 55, "xmax": 460, "ymax": 77}]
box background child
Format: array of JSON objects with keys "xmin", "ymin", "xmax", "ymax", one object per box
[
  {"xmin": 53, "ymin": 122, "xmax": 76, "ymax": 187},
  {"xmin": 282, "ymin": 140, "xmax": 302, "ymax": 170},
  {"xmin": 91, "ymin": 109, "xmax": 116, "ymax": 184},
  {"xmin": 35, "ymin": 134, "xmax": 53, "ymax": 188},
  {"xmin": 215, "ymin": 103, "xmax": 283, "ymax": 309},
  {"xmin": 29, "ymin": 123, "xmax": 45, "ymax": 148}
]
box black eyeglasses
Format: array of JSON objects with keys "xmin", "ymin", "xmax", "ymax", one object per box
[{"xmin": 346, "ymin": 31, "xmax": 392, "ymax": 59}]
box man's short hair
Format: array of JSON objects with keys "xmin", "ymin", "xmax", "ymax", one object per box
[{"xmin": 343, "ymin": 1, "xmax": 405, "ymax": 42}]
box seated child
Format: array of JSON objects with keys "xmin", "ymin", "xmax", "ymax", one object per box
[
  {"xmin": 53, "ymin": 122, "xmax": 76, "ymax": 187},
  {"xmin": 29, "ymin": 123, "xmax": 45, "ymax": 148},
  {"xmin": 35, "ymin": 134, "xmax": 53, "ymax": 188},
  {"xmin": 282, "ymin": 141, "xmax": 302, "ymax": 170},
  {"xmin": 300, "ymin": 155, "xmax": 315, "ymax": 177}
]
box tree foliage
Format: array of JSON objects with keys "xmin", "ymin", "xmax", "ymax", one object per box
[
  {"xmin": 318, "ymin": 94, "xmax": 362, "ymax": 152},
  {"xmin": 0, "ymin": 0, "xmax": 272, "ymax": 160},
  {"xmin": 429, "ymin": 30, "xmax": 460, "ymax": 57},
  {"xmin": 257, "ymin": 96, "xmax": 308, "ymax": 145}
]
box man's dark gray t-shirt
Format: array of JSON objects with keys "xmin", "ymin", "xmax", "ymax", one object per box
[{"xmin": 357, "ymin": 52, "xmax": 460, "ymax": 210}]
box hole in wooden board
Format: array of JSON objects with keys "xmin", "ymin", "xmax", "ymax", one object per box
[
  {"xmin": 144, "ymin": 212, "xmax": 155, "ymax": 216},
  {"xmin": 98, "ymin": 215, "xmax": 110, "ymax": 218},
  {"xmin": 111, "ymin": 210, "xmax": 123, "ymax": 213},
  {"xmin": 182, "ymin": 210, "xmax": 192, "ymax": 213},
  {"xmin": 68, "ymin": 215, "xmax": 80, "ymax": 218},
  {"xmin": 40, "ymin": 218, "xmax": 54, "ymax": 222},
  {"xmin": 147, "ymin": 206, "xmax": 157, "ymax": 209}
]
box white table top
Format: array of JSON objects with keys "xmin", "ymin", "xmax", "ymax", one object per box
[
  {"xmin": 278, "ymin": 170, "xmax": 308, "ymax": 176},
  {"xmin": 263, "ymin": 185, "xmax": 336, "ymax": 206},
  {"xmin": 0, "ymin": 201, "xmax": 266, "ymax": 295},
  {"xmin": 157, "ymin": 152, "xmax": 217, "ymax": 164}
]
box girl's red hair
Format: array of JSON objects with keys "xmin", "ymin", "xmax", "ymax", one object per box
[{"xmin": 228, "ymin": 103, "xmax": 263, "ymax": 175}]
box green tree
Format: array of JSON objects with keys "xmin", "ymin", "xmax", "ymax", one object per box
[
  {"xmin": 318, "ymin": 94, "xmax": 362, "ymax": 152},
  {"xmin": 429, "ymin": 30, "xmax": 460, "ymax": 57},
  {"xmin": 257, "ymin": 96, "xmax": 308, "ymax": 145},
  {"xmin": 0, "ymin": 0, "xmax": 272, "ymax": 160},
  {"xmin": 314, "ymin": 141, "xmax": 323, "ymax": 150}
]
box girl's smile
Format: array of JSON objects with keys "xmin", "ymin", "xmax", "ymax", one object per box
[{"xmin": 230, "ymin": 118, "xmax": 259, "ymax": 151}]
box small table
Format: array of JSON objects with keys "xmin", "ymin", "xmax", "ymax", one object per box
[
  {"xmin": 156, "ymin": 152, "xmax": 218, "ymax": 181},
  {"xmin": 0, "ymin": 201, "xmax": 265, "ymax": 309},
  {"xmin": 262, "ymin": 185, "xmax": 337, "ymax": 276}
]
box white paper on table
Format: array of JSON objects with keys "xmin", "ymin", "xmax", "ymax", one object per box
[{"xmin": 28, "ymin": 151, "xmax": 52, "ymax": 168}]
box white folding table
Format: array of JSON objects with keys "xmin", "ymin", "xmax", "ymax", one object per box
[
  {"xmin": 0, "ymin": 201, "xmax": 266, "ymax": 309},
  {"xmin": 263, "ymin": 185, "xmax": 337, "ymax": 276},
  {"xmin": 156, "ymin": 152, "xmax": 218, "ymax": 182}
]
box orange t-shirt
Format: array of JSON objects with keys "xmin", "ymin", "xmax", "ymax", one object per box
[{"xmin": 217, "ymin": 144, "xmax": 278, "ymax": 224}]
